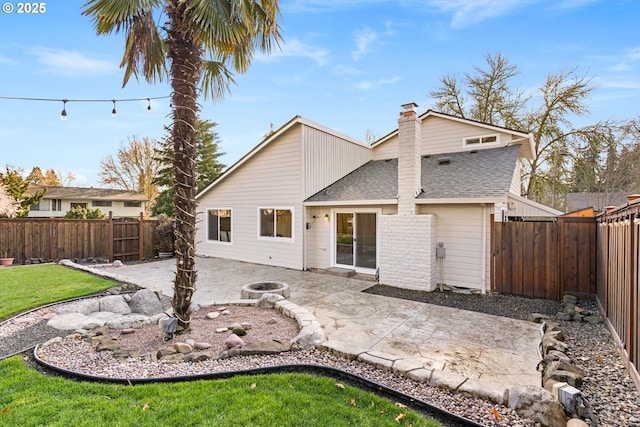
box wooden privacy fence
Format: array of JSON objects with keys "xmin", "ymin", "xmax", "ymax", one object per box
[
  {"xmin": 597, "ymin": 202, "xmax": 640, "ymax": 390},
  {"xmin": 493, "ymin": 215, "xmax": 597, "ymax": 300},
  {"xmin": 0, "ymin": 213, "xmax": 158, "ymax": 264}
]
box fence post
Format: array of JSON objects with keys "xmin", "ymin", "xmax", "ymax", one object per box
[
  {"xmin": 108, "ymin": 211, "xmax": 114, "ymax": 263},
  {"xmin": 138, "ymin": 212, "xmax": 144, "ymax": 261}
]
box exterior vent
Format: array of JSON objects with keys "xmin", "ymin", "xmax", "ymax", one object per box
[{"xmin": 437, "ymin": 156, "xmax": 451, "ymax": 165}]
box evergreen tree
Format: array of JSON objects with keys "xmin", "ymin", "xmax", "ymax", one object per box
[{"xmin": 152, "ymin": 119, "xmax": 226, "ymax": 216}]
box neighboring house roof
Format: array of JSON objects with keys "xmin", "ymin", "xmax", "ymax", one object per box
[
  {"xmin": 565, "ymin": 191, "xmax": 628, "ymax": 213},
  {"xmin": 27, "ymin": 185, "xmax": 148, "ymax": 201},
  {"xmin": 372, "ymin": 110, "xmax": 535, "ymax": 160},
  {"xmin": 196, "ymin": 115, "xmax": 368, "ymax": 199},
  {"xmin": 305, "ymin": 145, "xmax": 520, "ymax": 204}
]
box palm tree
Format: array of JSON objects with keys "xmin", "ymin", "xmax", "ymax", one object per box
[{"xmin": 82, "ymin": 0, "xmax": 282, "ymax": 330}]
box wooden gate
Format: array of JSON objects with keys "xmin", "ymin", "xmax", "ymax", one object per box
[
  {"xmin": 493, "ymin": 215, "xmax": 597, "ymax": 300},
  {"xmin": 108, "ymin": 212, "xmax": 145, "ymax": 262}
]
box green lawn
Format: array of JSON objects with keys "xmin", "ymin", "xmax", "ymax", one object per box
[
  {"xmin": 0, "ymin": 357, "xmax": 439, "ymax": 427},
  {"xmin": 0, "ymin": 264, "xmax": 117, "ymax": 321},
  {"xmin": 0, "ymin": 263, "xmax": 441, "ymax": 427}
]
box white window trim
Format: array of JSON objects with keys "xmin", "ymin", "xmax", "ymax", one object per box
[
  {"xmin": 257, "ymin": 206, "xmax": 295, "ymax": 242},
  {"xmin": 206, "ymin": 208, "xmax": 233, "ymax": 245},
  {"xmin": 463, "ymin": 133, "xmax": 500, "ymax": 147}
]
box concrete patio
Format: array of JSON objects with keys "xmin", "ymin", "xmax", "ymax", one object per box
[{"xmin": 87, "ymin": 256, "xmax": 542, "ymax": 404}]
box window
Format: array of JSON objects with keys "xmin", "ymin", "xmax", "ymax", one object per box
[
  {"xmin": 259, "ymin": 208, "xmax": 293, "ymax": 239},
  {"xmin": 52, "ymin": 199, "xmax": 62, "ymax": 211},
  {"xmin": 31, "ymin": 199, "xmax": 50, "ymax": 211},
  {"xmin": 207, "ymin": 209, "xmax": 231, "ymax": 243},
  {"xmin": 70, "ymin": 203, "xmax": 87, "ymax": 209},
  {"xmin": 124, "ymin": 201, "xmax": 142, "ymax": 208},
  {"xmin": 92, "ymin": 200, "xmax": 112, "ymax": 207},
  {"xmin": 464, "ymin": 134, "xmax": 498, "ymax": 146}
]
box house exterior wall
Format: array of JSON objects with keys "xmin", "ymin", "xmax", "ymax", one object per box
[
  {"xmin": 195, "ymin": 126, "xmax": 304, "ymax": 270},
  {"xmin": 418, "ymin": 204, "xmax": 491, "ymax": 292},
  {"xmin": 372, "ymin": 116, "xmax": 523, "ymax": 161},
  {"xmin": 378, "ymin": 214, "xmax": 437, "ymax": 291},
  {"xmin": 28, "ymin": 199, "xmax": 143, "ymax": 218},
  {"xmin": 304, "ymin": 206, "xmax": 333, "ymax": 270},
  {"xmin": 302, "ymin": 126, "xmax": 371, "ymax": 199},
  {"xmin": 505, "ymin": 194, "xmax": 563, "ymax": 218}
]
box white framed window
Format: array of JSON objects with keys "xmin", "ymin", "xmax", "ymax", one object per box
[
  {"xmin": 258, "ymin": 207, "xmax": 294, "ymax": 240},
  {"xmin": 92, "ymin": 200, "xmax": 112, "ymax": 207},
  {"xmin": 207, "ymin": 208, "xmax": 232, "ymax": 243},
  {"xmin": 464, "ymin": 134, "xmax": 499, "ymax": 146},
  {"xmin": 31, "ymin": 199, "xmax": 51, "ymax": 211}
]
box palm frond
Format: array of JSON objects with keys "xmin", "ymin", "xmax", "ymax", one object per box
[
  {"xmin": 200, "ymin": 60, "xmax": 235, "ymax": 101},
  {"xmin": 82, "ymin": 0, "xmax": 162, "ymax": 34},
  {"xmin": 121, "ymin": 10, "xmax": 167, "ymax": 85}
]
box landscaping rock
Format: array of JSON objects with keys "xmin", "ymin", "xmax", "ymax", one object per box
[
  {"xmin": 543, "ymin": 360, "xmax": 584, "ymax": 388},
  {"xmin": 206, "ymin": 312, "xmax": 221, "ymax": 319},
  {"xmin": 99, "ymin": 295, "xmax": 131, "ymax": 314},
  {"xmin": 128, "ymin": 289, "xmax": 163, "ymax": 316},
  {"xmin": 256, "ymin": 293, "xmax": 285, "ymax": 308},
  {"xmin": 194, "ymin": 342, "xmax": 211, "ymax": 350},
  {"xmin": 528, "ymin": 313, "xmax": 551, "ymax": 323},
  {"xmin": 215, "ymin": 327, "xmax": 229, "ymax": 333},
  {"xmin": 508, "ymin": 385, "xmax": 566, "ymax": 427},
  {"xmin": 173, "ymin": 343, "xmax": 193, "ymax": 354},
  {"xmin": 542, "ymin": 336, "xmax": 568, "ymax": 354},
  {"xmin": 105, "ymin": 314, "xmax": 152, "ymax": 329},
  {"xmin": 583, "ymin": 315, "xmax": 603, "ymax": 324},
  {"xmin": 56, "ymin": 299, "xmax": 100, "ymax": 315},
  {"xmin": 47, "ymin": 312, "xmax": 103, "ymax": 331},
  {"xmin": 225, "ymin": 334, "xmax": 244, "ymax": 349}
]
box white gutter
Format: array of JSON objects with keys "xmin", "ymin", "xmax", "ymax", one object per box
[{"xmin": 304, "ymin": 199, "xmax": 398, "ymax": 207}]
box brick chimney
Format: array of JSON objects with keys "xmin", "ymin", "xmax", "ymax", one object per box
[{"xmin": 397, "ymin": 102, "xmax": 421, "ymax": 215}]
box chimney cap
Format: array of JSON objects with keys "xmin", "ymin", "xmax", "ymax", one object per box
[
  {"xmin": 401, "ymin": 102, "xmax": 418, "ymax": 111},
  {"xmin": 400, "ymin": 102, "xmax": 419, "ymax": 118}
]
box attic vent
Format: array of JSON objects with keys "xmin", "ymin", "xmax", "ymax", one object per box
[{"xmin": 437, "ymin": 156, "xmax": 451, "ymax": 165}]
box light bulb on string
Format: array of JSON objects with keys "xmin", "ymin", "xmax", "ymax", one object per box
[
  {"xmin": 111, "ymin": 100, "xmax": 117, "ymax": 118},
  {"xmin": 60, "ymin": 99, "xmax": 68, "ymax": 121},
  {"xmin": 147, "ymin": 98, "xmax": 151, "ymax": 112}
]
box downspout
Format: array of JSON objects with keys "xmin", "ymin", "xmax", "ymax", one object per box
[{"xmin": 481, "ymin": 205, "xmax": 487, "ymax": 294}]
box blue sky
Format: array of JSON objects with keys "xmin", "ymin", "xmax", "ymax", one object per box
[{"xmin": 1, "ymin": 0, "xmax": 639, "ymax": 187}]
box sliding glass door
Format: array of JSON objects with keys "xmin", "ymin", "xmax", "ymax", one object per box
[{"xmin": 335, "ymin": 212, "xmax": 377, "ymax": 270}]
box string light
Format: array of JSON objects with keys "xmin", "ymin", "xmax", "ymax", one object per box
[
  {"xmin": 0, "ymin": 95, "xmax": 170, "ymax": 120},
  {"xmin": 60, "ymin": 99, "xmax": 68, "ymax": 121}
]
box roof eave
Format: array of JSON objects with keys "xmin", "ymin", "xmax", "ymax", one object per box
[
  {"xmin": 415, "ymin": 197, "xmax": 505, "ymax": 205},
  {"xmin": 304, "ymin": 199, "xmax": 398, "ymax": 207}
]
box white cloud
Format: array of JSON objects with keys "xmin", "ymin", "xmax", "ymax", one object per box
[
  {"xmin": 256, "ymin": 38, "xmax": 330, "ymax": 66},
  {"xmin": 333, "ymin": 64, "xmax": 363, "ymax": 76},
  {"xmin": 352, "ymin": 28, "xmax": 378, "ymax": 61},
  {"xmin": 354, "ymin": 76, "xmax": 402, "ymax": 91},
  {"xmin": 425, "ymin": 0, "xmax": 537, "ymax": 29},
  {"xmin": 32, "ymin": 48, "xmax": 116, "ymax": 75}
]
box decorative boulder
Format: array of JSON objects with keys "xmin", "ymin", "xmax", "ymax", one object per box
[
  {"xmin": 99, "ymin": 295, "xmax": 132, "ymax": 315},
  {"xmin": 129, "ymin": 289, "xmax": 163, "ymax": 316}
]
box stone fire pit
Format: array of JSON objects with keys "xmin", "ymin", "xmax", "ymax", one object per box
[{"xmin": 241, "ymin": 281, "xmax": 290, "ymax": 299}]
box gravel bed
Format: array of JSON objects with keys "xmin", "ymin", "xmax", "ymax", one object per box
[{"xmin": 2, "ymin": 289, "xmax": 640, "ymax": 427}]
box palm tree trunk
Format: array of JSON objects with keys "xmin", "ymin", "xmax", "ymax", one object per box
[{"xmin": 166, "ymin": 0, "xmax": 203, "ymax": 331}]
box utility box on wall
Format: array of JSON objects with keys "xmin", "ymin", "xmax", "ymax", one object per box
[{"xmin": 436, "ymin": 242, "xmax": 446, "ymax": 258}]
